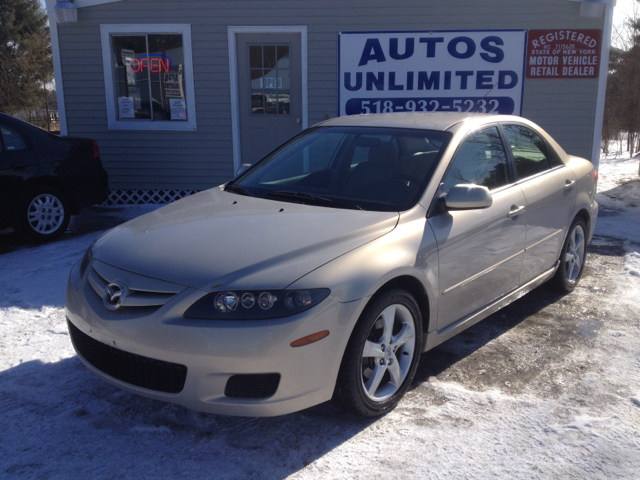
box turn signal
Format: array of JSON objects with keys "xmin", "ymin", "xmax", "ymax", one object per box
[{"xmin": 290, "ymin": 330, "xmax": 330, "ymax": 348}]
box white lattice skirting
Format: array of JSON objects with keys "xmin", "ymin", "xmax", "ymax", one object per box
[{"xmin": 104, "ymin": 189, "xmax": 199, "ymax": 206}]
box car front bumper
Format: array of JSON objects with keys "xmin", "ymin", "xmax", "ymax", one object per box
[{"xmin": 64, "ymin": 260, "xmax": 363, "ymax": 416}]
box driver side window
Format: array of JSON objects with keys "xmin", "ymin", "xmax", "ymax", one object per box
[{"xmin": 442, "ymin": 126, "xmax": 509, "ymax": 194}]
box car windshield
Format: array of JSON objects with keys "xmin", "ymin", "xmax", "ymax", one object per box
[{"xmin": 231, "ymin": 126, "xmax": 451, "ymax": 211}]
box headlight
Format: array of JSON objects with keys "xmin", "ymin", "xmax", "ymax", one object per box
[
  {"xmin": 79, "ymin": 239, "xmax": 98, "ymax": 278},
  {"xmin": 184, "ymin": 289, "xmax": 331, "ymax": 320}
]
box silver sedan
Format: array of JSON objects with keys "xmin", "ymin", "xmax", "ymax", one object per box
[{"xmin": 65, "ymin": 113, "xmax": 598, "ymax": 417}]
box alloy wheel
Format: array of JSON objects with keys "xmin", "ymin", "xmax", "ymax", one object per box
[
  {"xmin": 361, "ymin": 304, "xmax": 416, "ymax": 402},
  {"xmin": 565, "ymin": 224, "xmax": 585, "ymax": 284}
]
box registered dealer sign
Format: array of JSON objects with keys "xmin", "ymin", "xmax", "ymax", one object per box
[
  {"xmin": 338, "ymin": 30, "xmax": 527, "ymax": 117},
  {"xmin": 526, "ymin": 29, "xmax": 602, "ymax": 79}
]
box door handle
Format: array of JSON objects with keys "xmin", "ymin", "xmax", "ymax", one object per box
[
  {"xmin": 507, "ymin": 205, "xmax": 526, "ymax": 218},
  {"xmin": 564, "ymin": 180, "xmax": 576, "ymax": 189},
  {"xmin": 295, "ymin": 118, "xmax": 301, "ymax": 124}
]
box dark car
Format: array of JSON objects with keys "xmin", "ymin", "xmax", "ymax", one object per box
[{"xmin": 0, "ymin": 113, "xmax": 109, "ymax": 241}]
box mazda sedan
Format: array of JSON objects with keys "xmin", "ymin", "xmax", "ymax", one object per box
[{"xmin": 65, "ymin": 113, "xmax": 598, "ymax": 417}]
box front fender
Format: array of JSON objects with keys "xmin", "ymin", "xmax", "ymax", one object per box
[{"xmin": 287, "ymin": 205, "xmax": 439, "ymax": 331}]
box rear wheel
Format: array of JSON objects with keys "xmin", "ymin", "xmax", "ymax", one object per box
[
  {"xmin": 333, "ymin": 289, "xmax": 423, "ymax": 416},
  {"xmin": 551, "ymin": 217, "xmax": 588, "ymax": 292},
  {"xmin": 15, "ymin": 186, "xmax": 70, "ymax": 242}
]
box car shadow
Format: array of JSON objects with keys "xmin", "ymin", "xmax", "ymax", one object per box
[
  {"xmin": 0, "ymin": 355, "xmax": 376, "ymax": 479},
  {"xmin": 412, "ymin": 284, "xmax": 566, "ymax": 386}
]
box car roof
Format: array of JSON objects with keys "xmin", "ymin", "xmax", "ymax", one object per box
[
  {"xmin": 317, "ymin": 112, "xmax": 514, "ymax": 133},
  {"xmin": 0, "ymin": 112, "xmax": 42, "ymax": 133}
]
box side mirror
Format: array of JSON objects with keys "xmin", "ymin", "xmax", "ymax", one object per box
[
  {"xmin": 445, "ymin": 184, "xmax": 493, "ymax": 210},
  {"xmin": 236, "ymin": 163, "xmax": 252, "ymax": 176}
]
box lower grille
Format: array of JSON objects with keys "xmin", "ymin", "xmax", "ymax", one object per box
[
  {"xmin": 224, "ymin": 373, "xmax": 281, "ymax": 399},
  {"xmin": 67, "ymin": 319, "xmax": 187, "ymax": 394}
]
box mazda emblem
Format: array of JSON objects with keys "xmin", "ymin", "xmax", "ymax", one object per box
[{"xmin": 104, "ymin": 281, "xmax": 129, "ymax": 310}]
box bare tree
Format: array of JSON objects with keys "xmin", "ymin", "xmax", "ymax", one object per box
[{"xmin": 604, "ymin": 0, "xmax": 640, "ymax": 173}]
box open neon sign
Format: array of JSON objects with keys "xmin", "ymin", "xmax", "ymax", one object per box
[{"xmin": 130, "ymin": 54, "xmax": 173, "ymax": 73}]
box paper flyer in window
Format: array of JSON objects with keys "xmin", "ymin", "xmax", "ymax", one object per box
[
  {"xmin": 163, "ymin": 68, "xmax": 184, "ymax": 98},
  {"xmin": 170, "ymin": 98, "xmax": 187, "ymax": 120},
  {"xmin": 118, "ymin": 97, "xmax": 135, "ymax": 118},
  {"xmin": 121, "ymin": 49, "xmax": 136, "ymax": 85}
]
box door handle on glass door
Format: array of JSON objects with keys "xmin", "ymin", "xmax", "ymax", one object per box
[{"xmin": 507, "ymin": 205, "xmax": 526, "ymax": 218}]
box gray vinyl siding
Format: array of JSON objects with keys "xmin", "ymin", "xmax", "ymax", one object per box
[{"xmin": 57, "ymin": 0, "xmax": 604, "ymax": 190}]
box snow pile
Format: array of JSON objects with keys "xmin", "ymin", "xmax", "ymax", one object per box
[{"xmin": 594, "ymin": 153, "xmax": 640, "ymax": 244}]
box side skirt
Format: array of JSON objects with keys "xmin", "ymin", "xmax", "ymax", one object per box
[{"xmin": 422, "ymin": 263, "xmax": 559, "ymax": 352}]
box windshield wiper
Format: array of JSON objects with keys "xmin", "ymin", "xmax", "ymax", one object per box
[
  {"xmin": 267, "ymin": 191, "xmax": 362, "ymax": 210},
  {"xmin": 224, "ymin": 183, "xmax": 254, "ymax": 197}
]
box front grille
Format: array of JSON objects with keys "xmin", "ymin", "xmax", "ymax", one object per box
[
  {"xmin": 224, "ymin": 373, "xmax": 281, "ymax": 399},
  {"xmin": 67, "ymin": 319, "xmax": 187, "ymax": 394},
  {"xmin": 87, "ymin": 260, "xmax": 183, "ymax": 311}
]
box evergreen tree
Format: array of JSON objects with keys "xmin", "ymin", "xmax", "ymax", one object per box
[{"xmin": 0, "ymin": 0, "xmax": 53, "ymax": 115}]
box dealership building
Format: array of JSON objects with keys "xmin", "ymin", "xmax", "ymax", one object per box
[{"xmin": 46, "ymin": 0, "xmax": 615, "ymax": 204}]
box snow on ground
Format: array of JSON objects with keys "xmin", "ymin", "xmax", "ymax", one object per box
[
  {"xmin": 1, "ymin": 159, "xmax": 639, "ymax": 479},
  {"xmin": 595, "ymin": 151, "xmax": 640, "ymax": 243}
]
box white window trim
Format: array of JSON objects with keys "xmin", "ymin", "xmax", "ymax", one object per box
[
  {"xmin": 228, "ymin": 26, "xmax": 308, "ymax": 174},
  {"xmin": 100, "ymin": 24, "xmax": 197, "ymax": 131}
]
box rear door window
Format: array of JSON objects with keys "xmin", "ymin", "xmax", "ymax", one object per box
[{"xmin": 502, "ymin": 124, "xmax": 552, "ymax": 180}]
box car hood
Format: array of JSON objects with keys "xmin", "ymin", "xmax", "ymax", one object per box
[{"xmin": 93, "ymin": 188, "xmax": 399, "ymax": 290}]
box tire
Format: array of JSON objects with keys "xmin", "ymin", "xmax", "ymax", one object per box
[
  {"xmin": 550, "ymin": 217, "xmax": 588, "ymax": 293},
  {"xmin": 333, "ymin": 289, "xmax": 423, "ymax": 416},
  {"xmin": 15, "ymin": 186, "xmax": 71, "ymax": 242}
]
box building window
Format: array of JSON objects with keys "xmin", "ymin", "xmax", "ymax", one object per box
[
  {"xmin": 100, "ymin": 24, "xmax": 197, "ymax": 131},
  {"xmin": 249, "ymin": 44, "xmax": 291, "ymax": 115}
]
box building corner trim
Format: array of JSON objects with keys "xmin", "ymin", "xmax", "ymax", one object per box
[
  {"xmin": 46, "ymin": 0, "xmax": 68, "ymax": 135},
  {"xmin": 591, "ymin": 2, "xmax": 614, "ymax": 170}
]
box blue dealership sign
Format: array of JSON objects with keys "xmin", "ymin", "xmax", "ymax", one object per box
[{"xmin": 338, "ymin": 30, "xmax": 527, "ymax": 116}]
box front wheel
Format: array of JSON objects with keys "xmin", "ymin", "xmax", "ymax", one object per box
[
  {"xmin": 550, "ymin": 217, "xmax": 588, "ymax": 292},
  {"xmin": 333, "ymin": 289, "xmax": 423, "ymax": 416},
  {"xmin": 15, "ymin": 186, "xmax": 71, "ymax": 242}
]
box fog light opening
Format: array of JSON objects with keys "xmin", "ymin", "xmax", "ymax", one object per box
[{"xmin": 290, "ymin": 330, "xmax": 330, "ymax": 348}]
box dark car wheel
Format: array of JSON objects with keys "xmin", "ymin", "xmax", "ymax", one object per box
[
  {"xmin": 333, "ymin": 289, "xmax": 423, "ymax": 416},
  {"xmin": 15, "ymin": 186, "xmax": 71, "ymax": 242},
  {"xmin": 551, "ymin": 217, "xmax": 588, "ymax": 293}
]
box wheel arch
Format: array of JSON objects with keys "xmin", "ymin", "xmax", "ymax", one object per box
[
  {"xmin": 574, "ymin": 208, "xmax": 591, "ymax": 239},
  {"xmin": 365, "ymin": 275, "xmax": 431, "ymax": 334},
  {"xmin": 19, "ymin": 176, "xmax": 78, "ymax": 214}
]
